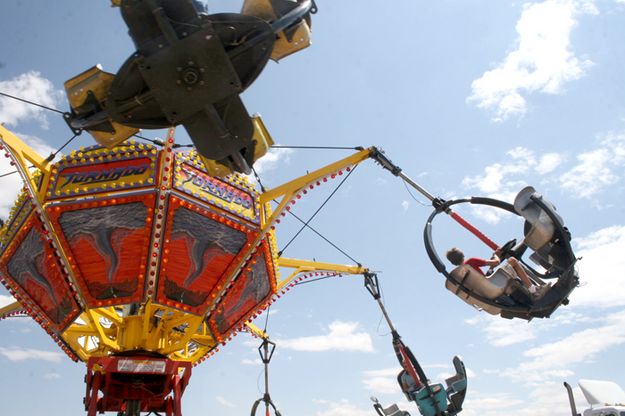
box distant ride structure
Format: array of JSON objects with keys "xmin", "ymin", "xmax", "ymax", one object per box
[{"xmin": 564, "ymin": 380, "xmax": 625, "ymax": 416}]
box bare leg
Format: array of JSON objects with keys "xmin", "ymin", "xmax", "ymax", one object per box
[{"xmin": 508, "ymin": 258, "xmax": 533, "ymax": 288}]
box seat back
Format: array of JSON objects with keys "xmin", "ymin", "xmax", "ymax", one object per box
[
  {"xmin": 382, "ymin": 404, "xmax": 408, "ymax": 416},
  {"xmin": 514, "ymin": 186, "xmax": 561, "ymax": 251},
  {"xmin": 446, "ymin": 266, "xmax": 502, "ymax": 315},
  {"xmin": 450, "ymin": 265, "xmax": 508, "ymax": 299},
  {"xmin": 445, "ymin": 356, "xmax": 467, "ymax": 415}
]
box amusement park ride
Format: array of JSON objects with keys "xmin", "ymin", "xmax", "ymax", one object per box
[{"xmin": 0, "ymin": 1, "xmax": 581, "ymax": 415}]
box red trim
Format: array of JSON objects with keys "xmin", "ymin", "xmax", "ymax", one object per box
[
  {"xmin": 450, "ymin": 211, "xmax": 499, "ymax": 250},
  {"xmin": 398, "ymin": 344, "xmax": 423, "ymax": 389}
]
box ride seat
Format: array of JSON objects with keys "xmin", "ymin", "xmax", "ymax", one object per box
[
  {"xmin": 445, "ymin": 356, "xmax": 467, "ymax": 414},
  {"xmin": 380, "ymin": 404, "xmax": 410, "ymax": 416},
  {"xmin": 451, "ymin": 265, "xmax": 515, "ymax": 298},
  {"xmin": 514, "ymin": 186, "xmax": 561, "ymax": 251},
  {"xmin": 446, "ymin": 265, "xmax": 517, "ymax": 315}
]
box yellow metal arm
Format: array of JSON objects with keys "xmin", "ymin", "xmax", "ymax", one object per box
[
  {"xmin": 259, "ymin": 147, "xmax": 372, "ymax": 205},
  {"xmin": 244, "ymin": 322, "xmax": 268, "ymax": 340},
  {"xmin": 277, "ymin": 257, "xmax": 369, "ymax": 291},
  {"xmin": 258, "ymin": 146, "xmax": 373, "ymax": 231},
  {"xmin": 0, "ymin": 300, "xmax": 23, "ymax": 317},
  {"xmin": 0, "ymin": 125, "xmax": 52, "ymax": 203}
]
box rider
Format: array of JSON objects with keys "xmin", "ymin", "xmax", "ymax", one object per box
[{"xmin": 445, "ymin": 247, "xmax": 547, "ymax": 296}]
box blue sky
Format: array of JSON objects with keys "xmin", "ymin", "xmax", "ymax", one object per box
[{"xmin": 1, "ymin": 1, "xmax": 625, "ymax": 415}]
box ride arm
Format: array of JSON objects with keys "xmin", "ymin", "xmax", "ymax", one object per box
[
  {"xmin": 364, "ymin": 273, "xmax": 467, "ymax": 416},
  {"xmin": 277, "ymin": 257, "xmax": 368, "ymax": 290},
  {"xmin": 258, "ymin": 147, "xmax": 371, "ymax": 228},
  {"xmin": 244, "ymin": 322, "xmax": 269, "ymax": 340},
  {"xmin": 0, "ymin": 300, "xmax": 23, "ymax": 319},
  {"xmin": 0, "ymin": 125, "xmax": 52, "ymax": 204}
]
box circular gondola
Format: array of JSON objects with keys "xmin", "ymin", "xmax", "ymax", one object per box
[{"xmin": 423, "ymin": 186, "xmax": 579, "ymax": 320}]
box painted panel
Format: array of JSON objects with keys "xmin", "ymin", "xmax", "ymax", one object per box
[
  {"xmin": 1, "ymin": 220, "xmax": 80, "ymax": 331},
  {"xmin": 54, "ymin": 198, "xmax": 153, "ymax": 305},
  {"xmin": 158, "ymin": 206, "xmax": 248, "ymax": 311},
  {"xmin": 0, "ymin": 193, "xmax": 33, "ymax": 257},
  {"xmin": 211, "ymin": 247, "xmax": 273, "ymax": 336}
]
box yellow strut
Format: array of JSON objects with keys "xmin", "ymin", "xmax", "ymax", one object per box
[
  {"xmin": 277, "ymin": 258, "xmax": 369, "ymax": 291},
  {"xmin": 0, "ymin": 125, "xmax": 52, "ymax": 204},
  {"xmin": 0, "ymin": 300, "xmax": 23, "ymax": 317}
]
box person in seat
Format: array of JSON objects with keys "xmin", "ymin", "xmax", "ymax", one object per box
[{"xmin": 445, "ymin": 247, "xmax": 547, "ymax": 297}]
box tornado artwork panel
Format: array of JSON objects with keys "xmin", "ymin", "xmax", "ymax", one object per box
[
  {"xmin": 158, "ymin": 206, "xmax": 248, "ymax": 309},
  {"xmin": 58, "ymin": 202, "xmax": 150, "ymax": 304},
  {"xmin": 212, "ymin": 249, "xmax": 272, "ymax": 336},
  {"xmin": 4, "ymin": 225, "xmax": 80, "ymax": 330}
]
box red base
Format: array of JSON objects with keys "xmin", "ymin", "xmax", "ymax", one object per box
[{"xmin": 84, "ymin": 355, "xmax": 191, "ymax": 416}]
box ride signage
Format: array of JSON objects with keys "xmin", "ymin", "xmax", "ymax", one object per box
[
  {"xmin": 49, "ymin": 155, "xmax": 157, "ymax": 198},
  {"xmin": 175, "ymin": 163, "xmax": 258, "ymax": 223}
]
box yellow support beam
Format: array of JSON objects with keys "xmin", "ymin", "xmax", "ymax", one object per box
[
  {"xmin": 244, "ymin": 322, "xmax": 268, "ymax": 340},
  {"xmin": 158, "ymin": 315, "xmax": 205, "ymax": 356},
  {"xmin": 0, "ymin": 300, "xmax": 23, "ymax": 317},
  {"xmin": 259, "ymin": 147, "xmax": 372, "ymax": 205},
  {"xmin": 0, "ymin": 125, "xmax": 52, "ymax": 203},
  {"xmin": 277, "ymin": 258, "xmax": 369, "ymax": 291}
]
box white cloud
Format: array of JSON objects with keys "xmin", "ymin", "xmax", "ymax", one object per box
[
  {"xmin": 461, "ymin": 146, "xmax": 538, "ymax": 223},
  {"xmin": 559, "ymin": 132, "xmax": 625, "ymax": 198},
  {"xmin": 241, "ymin": 358, "xmax": 262, "ymax": 365},
  {"xmin": 313, "ymin": 399, "xmax": 371, "ymax": 416},
  {"xmin": 43, "ymin": 372, "xmax": 61, "ymax": 380},
  {"xmin": 362, "ymin": 367, "xmax": 402, "ymax": 394},
  {"xmin": 363, "ymin": 367, "xmax": 402, "ymax": 378},
  {"xmin": 215, "ymin": 396, "xmax": 235, "ymax": 408},
  {"xmin": 500, "ymin": 309, "xmax": 625, "ymax": 384},
  {"xmin": 468, "ymin": 0, "xmax": 596, "ymax": 121},
  {"xmin": 466, "ymin": 315, "xmax": 536, "ymax": 347},
  {"xmin": 536, "ymin": 152, "xmax": 564, "ymax": 174},
  {"xmin": 571, "ymin": 225, "xmax": 625, "ymax": 308},
  {"xmin": 278, "ymin": 321, "xmax": 374, "ymax": 353},
  {"xmin": 362, "ymin": 376, "xmax": 398, "ymax": 395},
  {"xmin": 251, "ymin": 146, "xmax": 293, "ymax": 176},
  {"xmin": 458, "ymin": 131, "xmax": 624, "ymax": 211},
  {"xmin": 0, "ymin": 71, "xmax": 63, "ymax": 128},
  {"xmin": 462, "ymin": 147, "xmax": 534, "ymax": 194},
  {"xmin": 0, "ymin": 132, "xmax": 56, "ymax": 218},
  {"xmin": 0, "ymin": 347, "xmax": 64, "ymax": 363},
  {"xmin": 401, "ymin": 200, "xmax": 409, "ymax": 211}
]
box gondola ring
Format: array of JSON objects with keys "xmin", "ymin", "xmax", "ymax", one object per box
[{"xmin": 423, "ymin": 186, "xmax": 579, "ymax": 321}]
